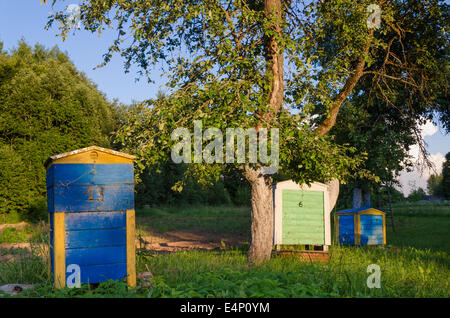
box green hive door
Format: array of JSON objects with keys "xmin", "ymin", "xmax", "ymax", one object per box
[{"xmin": 281, "ymin": 190, "xmax": 325, "ymax": 245}]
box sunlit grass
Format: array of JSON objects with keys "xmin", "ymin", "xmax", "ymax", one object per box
[{"xmin": 1, "ymin": 202, "xmax": 449, "ymax": 297}]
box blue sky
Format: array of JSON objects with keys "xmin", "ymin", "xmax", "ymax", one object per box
[
  {"xmin": 1, "ymin": 0, "xmax": 448, "ymax": 195},
  {"xmin": 0, "ymin": 0, "xmax": 166, "ymax": 105}
]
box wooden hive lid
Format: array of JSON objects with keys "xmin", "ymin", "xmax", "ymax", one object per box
[
  {"xmin": 336, "ymin": 206, "xmax": 385, "ymax": 215},
  {"xmin": 44, "ymin": 146, "xmax": 136, "ymax": 168}
]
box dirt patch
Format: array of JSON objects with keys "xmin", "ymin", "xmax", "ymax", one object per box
[
  {"xmin": 0, "ymin": 222, "xmax": 28, "ymax": 231},
  {"xmin": 0, "ymin": 243, "xmax": 48, "ymax": 262},
  {"xmin": 136, "ymin": 227, "xmax": 247, "ymax": 253}
]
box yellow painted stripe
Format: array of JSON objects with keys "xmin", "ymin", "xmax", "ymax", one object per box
[
  {"xmin": 126, "ymin": 209, "xmax": 136, "ymax": 287},
  {"xmin": 358, "ymin": 208, "xmax": 385, "ymax": 216},
  {"xmin": 354, "ymin": 214, "xmax": 360, "ymax": 245},
  {"xmin": 48, "ymin": 213, "xmax": 51, "ymax": 278},
  {"xmin": 48, "ymin": 150, "xmax": 133, "ymax": 167},
  {"xmin": 383, "ymin": 214, "xmax": 386, "ymax": 245},
  {"xmin": 335, "ymin": 215, "xmax": 339, "ymax": 244},
  {"xmin": 53, "ymin": 212, "xmax": 66, "ymax": 288}
]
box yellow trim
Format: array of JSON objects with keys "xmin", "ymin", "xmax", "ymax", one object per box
[
  {"xmin": 47, "ymin": 150, "xmax": 133, "ymax": 167},
  {"xmin": 357, "ymin": 208, "xmax": 385, "ymax": 216},
  {"xmin": 335, "ymin": 214, "xmax": 339, "ymax": 244},
  {"xmin": 354, "ymin": 214, "xmax": 360, "ymax": 245},
  {"xmin": 53, "ymin": 212, "xmax": 66, "ymax": 288},
  {"xmin": 383, "ymin": 214, "xmax": 386, "ymax": 245},
  {"xmin": 48, "ymin": 213, "xmax": 51, "ymax": 278},
  {"xmin": 126, "ymin": 209, "xmax": 136, "ymax": 287}
]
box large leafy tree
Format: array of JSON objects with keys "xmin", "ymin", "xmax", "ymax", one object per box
[
  {"xmin": 441, "ymin": 152, "xmax": 450, "ymax": 200},
  {"xmin": 45, "ymin": 0, "xmax": 448, "ymax": 263},
  {"xmin": 0, "ymin": 41, "xmax": 119, "ymax": 219},
  {"xmin": 427, "ymin": 173, "xmax": 443, "ymax": 196},
  {"xmin": 330, "ymin": 94, "xmax": 416, "ymax": 207}
]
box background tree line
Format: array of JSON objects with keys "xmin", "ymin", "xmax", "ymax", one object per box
[
  {"xmin": 0, "ymin": 41, "xmax": 250, "ymax": 222},
  {"xmin": 0, "ymin": 40, "xmax": 448, "ymax": 223}
]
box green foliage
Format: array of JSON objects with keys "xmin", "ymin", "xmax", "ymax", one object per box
[
  {"xmin": 427, "ymin": 173, "xmax": 444, "ymax": 197},
  {"xmin": 441, "ymin": 152, "xmax": 450, "ymax": 200},
  {"xmin": 0, "ymin": 145, "xmax": 36, "ymax": 217},
  {"xmin": 336, "ymin": 183, "xmax": 405, "ymax": 210},
  {"xmin": 408, "ymin": 188, "xmax": 427, "ymax": 202},
  {"xmin": 330, "ymin": 97, "xmax": 417, "ymax": 190},
  {"xmin": 45, "ymin": 0, "xmax": 448, "ymax": 202},
  {"xmin": 0, "ymin": 40, "xmax": 119, "ymax": 219},
  {"xmin": 136, "ymin": 165, "xmax": 233, "ymax": 207}
]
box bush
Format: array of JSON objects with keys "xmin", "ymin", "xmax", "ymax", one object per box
[
  {"xmin": 0, "ymin": 145, "xmax": 37, "ymax": 216},
  {"xmin": 0, "ymin": 41, "xmax": 119, "ymax": 220}
]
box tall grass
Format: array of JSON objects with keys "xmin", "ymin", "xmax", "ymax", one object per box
[
  {"xmin": 136, "ymin": 245, "xmax": 449, "ymax": 298},
  {"xmin": 391, "ymin": 201, "xmax": 450, "ymax": 217},
  {"xmin": 0, "ymin": 224, "xmax": 50, "ymax": 286},
  {"xmin": 0, "ymin": 202, "xmax": 448, "ymax": 297}
]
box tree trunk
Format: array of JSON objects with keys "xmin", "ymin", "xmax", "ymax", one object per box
[
  {"xmin": 242, "ymin": 0, "xmax": 283, "ymax": 265},
  {"xmin": 244, "ymin": 166, "xmax": 274, "ymax": 265},
  {"xmin": 353, "ymin": 188, "xmax": 363, "ymax": 209}
]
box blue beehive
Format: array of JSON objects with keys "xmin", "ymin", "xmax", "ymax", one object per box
[
  {"xmin": 45, "ymin": 146, "xmax": 136, "ymax": 288},
  {"xmin": 335, "ymin": 207, "xmax": 386, "ymax": 246}
]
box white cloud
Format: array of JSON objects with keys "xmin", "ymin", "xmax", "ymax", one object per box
[
  {"xmin": 420, "ymin": 120, "xmax": 438, "ymax": 137},
  {"xmin": 397, "ymin": 152, "xmax": 445, "ymax": 196},
  {"xmin": 396, "ymin": 119, "xmax": 444, "ymax": 196}
]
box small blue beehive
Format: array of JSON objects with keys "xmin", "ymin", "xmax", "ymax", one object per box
[
  {"xmin": 335, "ymin": 206, "xmax": 386, "ymax": 246},
  {"xmin": 45, "ymin": 146, "xmax": 136, "ymax": 288}
]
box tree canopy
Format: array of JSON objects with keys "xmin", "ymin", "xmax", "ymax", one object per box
[
  {"xmin": 0, "ymin": 41, "xmax": 119, "ymax": 219},
  {"xmin": 45, "ymin": 0, "xmax": 449, "ymax": 263}
]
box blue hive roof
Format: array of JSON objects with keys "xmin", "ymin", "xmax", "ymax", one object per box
[{"xmin": 335, "ymin": 206, "xmax": 385, "ymax": 214}]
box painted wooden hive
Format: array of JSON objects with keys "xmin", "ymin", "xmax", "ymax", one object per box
[
  {"xmin": 45, "ymin": 146, "xmax": 136, "ymax": 288},
  {"xmin": 335, "ymin": 207, "xmax": 386, "ymax": 246},
  {"xmin": 273, "ymin": 180, "xmax": 339, "ymax": 251}
]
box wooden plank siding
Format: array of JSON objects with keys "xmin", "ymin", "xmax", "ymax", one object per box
[
  {"xmin": 281, "ymin": 190, "xmax": 325, "ymax": 245},
  {"xmin": 337, "ymin": 215, "xmax": 355, "ymax": 245},
  {"xmin": 46, "ymin": 147, "xmax": 136, "ymax": 288},
  {"xmin": 359, "ymin": 215, "xmax": 384, "ymax": 245},
  {"xmin": 47, "ymin": 164, "xmax": 134, "ymax": 213},
  {"xmin": 64, "ymin": 211, "xmax": 128, "ymax": 285},
  {"xmin": 335, "ymin": 208, "xmax": 386, "ymax": 246}
]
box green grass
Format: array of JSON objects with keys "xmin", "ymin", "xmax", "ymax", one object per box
[
  {"xmin": 387, "ymin": 216, "xmax": 450, "ymax": 252},
  {"xmin": 0, "ymin": 222, "xmax": 48, "ymax": 244},
  {"xmin": 391, "ymin": 201, "xmax": 450, "ymax": 217},
  {"xmin": 135, "ymin": 205, "xmax": 250, "ymax": 235},
  {"xmin": 1, "ymin": 202, "xmax": 449, "ymax": 298},
  {"xmin": 135, "ymin": 246, "xmax": 448, "ymax": 298}
]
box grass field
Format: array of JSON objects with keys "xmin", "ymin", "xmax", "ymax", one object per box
[{"xmin": 0, "ymin": 202, "xmax": 449, "ymax": 298}]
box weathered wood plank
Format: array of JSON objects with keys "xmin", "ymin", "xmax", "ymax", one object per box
[
  {"xmin": 53, "ymin": 213, "xmax": 65, "ymax": 288},
  {"xmin": 281, "ymin": 190, "xmax": 324, "ymax": 245},
  {"xmin": 65, "ymin": 228, "xmax": 126, "ymax": 249},
  {"xmin": 47, "ymin": 164, "xmax": 134, "ymax": 188},
  {"xmin": 76, "ymin": 263, "xmax": 127, "ymax": 284},
  {"xmin": 50, "ymin": 184, "xmax": 134, "ymax": 212},
  {"xmin": 126, "ymin": 209, "xmax": 136, "ymax": 287},
  {"xmin": 65, "ymin": 245, "xmax": 126, "ymax": 266},
  {"xmin": 65, "ymin": 211, "xmax": 126, "ymax": 230}
]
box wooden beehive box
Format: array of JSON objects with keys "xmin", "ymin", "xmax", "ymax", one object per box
[
  {"xmin": 273, "ymin": 180, "xmax": 339, "ymax": 251},
  {"xmin": 45, "ymin": 146, "xmax": 136, "ymax": 288},
  {"xmin": 335, "ymin": 207, "xmax": 386, "ymax": 246}
]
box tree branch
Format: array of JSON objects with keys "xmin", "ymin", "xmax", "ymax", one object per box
[{"xmin": 315, "ymin": 30, "xmax": 374, "ymax": 136}]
